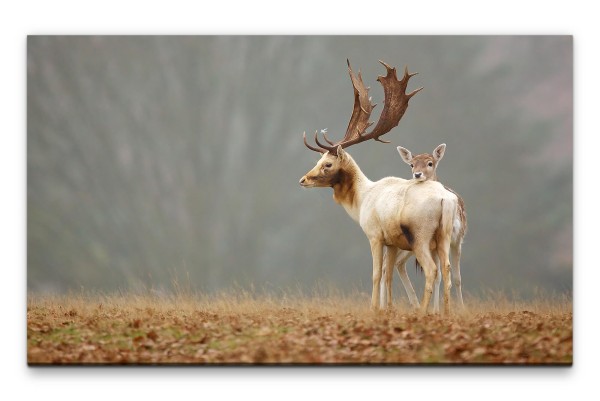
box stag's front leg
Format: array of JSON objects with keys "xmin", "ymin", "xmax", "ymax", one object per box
[
  {"xmin": 369, "ymin": 239, "xmax": 384, "ymax": 311},
  {"xmin": 381, "ymin": 246, "xmax": 398, "ymax": 310}
]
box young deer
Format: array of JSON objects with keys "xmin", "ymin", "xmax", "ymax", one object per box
[
  {"xmin": 299, "ymin": 60, "xmax": 458, "ymax": 315},
  {"xmin": 391, "ymin": 144, "xmax": 467, "ymax": 311}
]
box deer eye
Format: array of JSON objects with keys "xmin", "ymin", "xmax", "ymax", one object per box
[
  {"xmin": 428, "ymin": 162, "xmax": 433, "ymax": 167},
  {"xmin": 410, "ymin": 164, "xmax": 414, "ymax": 168},
  {"xmin": 325, "ymin": 163, "xmax": 332, "ymax": 168}
]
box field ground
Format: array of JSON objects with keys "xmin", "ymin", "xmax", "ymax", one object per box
[{"xmin": 27, "ymin": 291, "xmax": 572, "ymax": 365}]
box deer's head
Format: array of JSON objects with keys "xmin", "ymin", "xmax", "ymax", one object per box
[
  {"xmin": 300, "ymin": 59, "xmax": 422, "ymax": 186},
  {"xmin": 299, "ymin": 146, "xmax": 350, "ymax": 188},
  {"xmin": 397, "ymin": 143, "xmax": 446, "ymax": 182}
]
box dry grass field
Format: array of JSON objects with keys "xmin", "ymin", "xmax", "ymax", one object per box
[{"xmin": 27, "ymin": 291, "xmax": 572, "ymax": 365}]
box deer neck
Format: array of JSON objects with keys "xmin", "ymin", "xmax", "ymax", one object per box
[{"xmin": 331, "ymin": 158, "xmax": 370, "ymax": 222}]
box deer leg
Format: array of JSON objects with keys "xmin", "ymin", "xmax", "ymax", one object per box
[
  {"xmin": 382, "ymin": 246, "xmax": 398, "ymax": 310},
  {"xmin": 437, "ymin": 243, "xmax": 452, "ymax": 316},
  {"xmin": 451, "ymin": 242, "xmax": 465, "ymax": 310},
  {"xmin": 380, "ymin": 248, "xmax": 387, "ymax": 308},
  {"xmin": 414, "ymin": 246, "xmax": 437, "ymax": 316},
  {"xmin": 379, "ymin": 248, "xmax": 392, "ymax": 309},
  {"xmin": 395, "ymin": 251, "xmax": 420, "ymax": 309},
  {"xmin": 370, "ymin": 239, "xmax": 384, "ymax": 311},
  {"xmin": 432, "ymin": 253, "xmax": 441, "ymax": 314}
]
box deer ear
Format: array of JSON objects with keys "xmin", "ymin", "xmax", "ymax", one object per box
[
  {"xmin": 397, "ymin": 146, "xmax": 413, "ymax": 165},
  {"xmin": 336, "ymin": 145, "xmax": 346, "ymax": 160},
  {"xmin": 433, "ymin": 143, "xmax": 446, "ymax": 162}
]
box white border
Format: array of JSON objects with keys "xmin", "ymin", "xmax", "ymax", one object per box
[{"xmin": 4, "ymin": 1, "xmax": 596, "ymax": 400}]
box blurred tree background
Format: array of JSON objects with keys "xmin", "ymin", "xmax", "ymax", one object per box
[{"xmin": 27, "ymin": 36, "xmax": 572, "ymax": 298}]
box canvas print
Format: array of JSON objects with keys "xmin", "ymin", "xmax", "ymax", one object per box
[{"xmin": 27, "ymin": 36, "xmax": 572, "ymax": 365}]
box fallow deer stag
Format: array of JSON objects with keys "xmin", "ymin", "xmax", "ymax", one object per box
[
  {"xmin": 299, "ymin": 60, "xmax": 458, "ymax": 315},
  {"xmin": 384, "ymin": 144, "xmax": 467, "ymax": 312}
]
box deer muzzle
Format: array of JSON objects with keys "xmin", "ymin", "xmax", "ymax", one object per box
[{"xmin": 299, "ymin": 176, "xmax": 310, "ymax": 187}]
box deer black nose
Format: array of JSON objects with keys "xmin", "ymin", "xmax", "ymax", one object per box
[
  {"xmin": 414, "ymin": 172, "xmax": 422, "ymax": 179},
  {"xmin": 299, "ymin": 177, "xmax": 306, "ymax": 184}
]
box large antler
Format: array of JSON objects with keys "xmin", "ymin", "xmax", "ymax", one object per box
[{"xmin": 303, "ymin": 59, "xmax": 423, "ymax": 155}]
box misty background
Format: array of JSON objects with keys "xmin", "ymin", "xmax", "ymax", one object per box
[{"xmin": 27, "ymin": 36, "xmax": 572, "ymax": 299}]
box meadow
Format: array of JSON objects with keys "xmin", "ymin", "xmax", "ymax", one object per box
[{"xmin": 27, "ymin": 290, "xmax": 572, "ymax": 365}]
